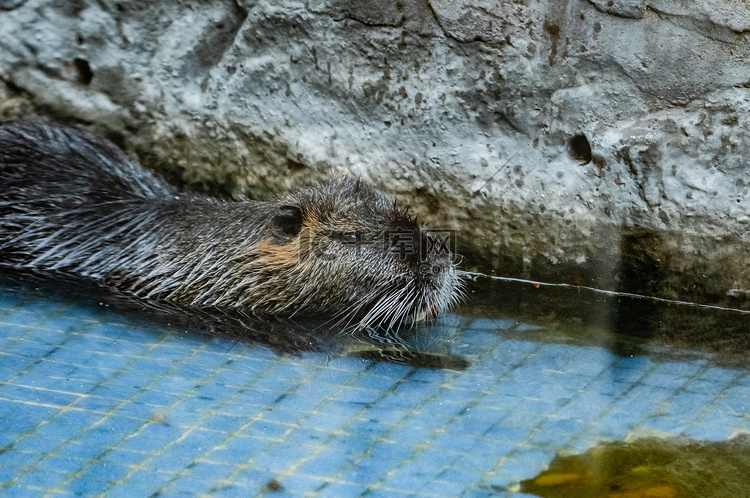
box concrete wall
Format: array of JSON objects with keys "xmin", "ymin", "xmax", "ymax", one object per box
[{"xmin": 1, "ymin": 0, "xmax": 749, "ymax": 306}]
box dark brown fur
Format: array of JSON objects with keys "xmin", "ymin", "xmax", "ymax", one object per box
[{"xmin": 0, "ymin": 121, "xmax": 461, "ymax": 332}]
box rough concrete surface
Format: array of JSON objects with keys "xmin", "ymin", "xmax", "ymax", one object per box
[{"xmin": 0, "ymin": 0, "xmax": 749, "ymax": 307}]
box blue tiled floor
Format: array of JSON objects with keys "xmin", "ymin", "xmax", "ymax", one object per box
[{"xmin": 0, "ymin": 286, "xmax": 749, "ymax": 497}]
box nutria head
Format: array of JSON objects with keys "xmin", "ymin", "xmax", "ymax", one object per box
[{"xmin": 241, "ymin": 178, "xmax": 462, "ymax": 330}]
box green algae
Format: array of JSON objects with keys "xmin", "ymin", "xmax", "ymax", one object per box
[{"xmin": 520, "ymin": 435, "xmax": 750, "ymax": 498}]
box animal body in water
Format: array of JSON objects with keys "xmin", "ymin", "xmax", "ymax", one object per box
[{"xmin": 0, "ymin": 121, "xmax": 461, "ymax": 333}]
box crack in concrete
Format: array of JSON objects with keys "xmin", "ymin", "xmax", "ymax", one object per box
[
  {"xmin": 646, "ymin": 5, "xmax": 748, "ymax": 42},
  {"xmin": 186, "ymin": 0, "xmax": 249, "ymax": 78},
  {"xmin": 587, "ymin": 0, "xmax": 646, "ymax": 20},
  {"xmin": 422, "ymin": 1, "xmax": 510, "ymax": 46},
  {"xmin": 423, "ymin": 0, "xmax": 462, "ymax": 42},
  {"xmin": 0, "ymin": 0, "xmax": 26, "ymax": 11},
  {"xmin": 326, "ymin": 14, "xmax": 405, "ymax": 29},
  {"xmin": 468, "ymin": 4, "xmax": 508, "ymax": 23},
  {"xmin": 304, "ymin": 1, "xmax": 405, "ymax": 29}
]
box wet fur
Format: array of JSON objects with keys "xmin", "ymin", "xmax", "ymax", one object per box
[{"xmin": 0, "ymin": 121, "xmax": 461, "ymax": 332}]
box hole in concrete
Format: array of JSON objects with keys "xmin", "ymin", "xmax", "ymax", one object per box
[
  {"xmin": 286, "ymin": 158, "xmax": 306, "ymax": 171},
  {"xmin": 569, "ymin": 134, "xmax": 592, "ymax": 164},
  {"xmin": 73, "ymin": 58, "xmax": 93, "ymax": 86}
]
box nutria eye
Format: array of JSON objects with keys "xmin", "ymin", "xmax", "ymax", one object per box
[{"xmin": 272, "ymin": 205, "xmax": 303, "ymax": 238}]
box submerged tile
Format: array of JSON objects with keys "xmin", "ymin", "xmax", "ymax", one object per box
[{"xmin": 1, "ymin": 283, "xmax": 748, "ymax": 496}]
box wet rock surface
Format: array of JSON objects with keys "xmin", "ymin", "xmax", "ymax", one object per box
[{"xmin": 0, "ymin": 0, "xmax": 748, "ymax": 306}]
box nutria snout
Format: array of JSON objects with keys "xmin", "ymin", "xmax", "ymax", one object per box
[{"xmin": 0, "ymin": 121, "xmax": 462, "ymax": 331}]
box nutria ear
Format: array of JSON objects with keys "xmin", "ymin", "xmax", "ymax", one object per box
[{"xmin": 272, "ymin": 205, "xmax": 303, "ymax": 238}]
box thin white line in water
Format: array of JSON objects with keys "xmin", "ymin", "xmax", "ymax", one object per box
[{"xmin": 458, "ymin": 271, "xmax": 750, "ymax": 315}]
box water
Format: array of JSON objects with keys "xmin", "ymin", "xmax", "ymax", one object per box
[
  {"xmin": 0, "ymin": 271, "xmax": 748, "ymax": 496},
  {"xmin": 459, "ymin": 272, "xmax": 750, "ymax": 368},
  {"xmin": 520, "ymin": 436, "xmax": 750, "ymax": 497}
]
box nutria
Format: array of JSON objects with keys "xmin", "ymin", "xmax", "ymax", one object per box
[{"xmin": 0, "ymin": 121, "xmax": 461, "ymax": 332}]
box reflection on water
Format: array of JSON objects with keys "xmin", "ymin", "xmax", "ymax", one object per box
[
  {"xmin": 459, "ymin": 272, "xmax": 750, "ymax": 369},
  {"xmin": 518, "ymin": 435, "xmax": 750, "ymax": 497},
  {"xmin": 2, "ymin": 262, "xmax": 749, "ymax": 370},
  {"xmin": 0, "ymin": 269, "xmax": 469, "ymax": 370}
]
